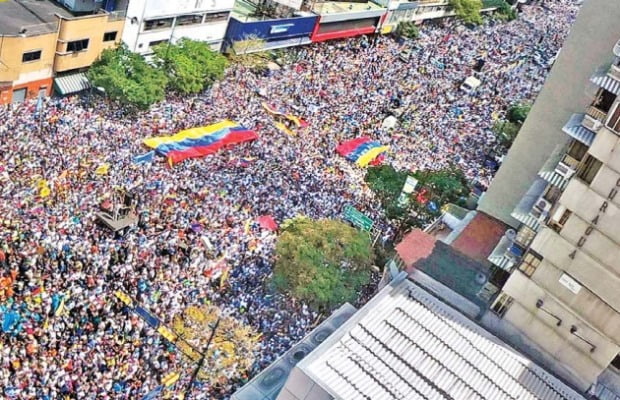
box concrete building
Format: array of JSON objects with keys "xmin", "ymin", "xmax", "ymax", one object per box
[
  {"xmin": 222, "ymin": 0, "xmax": 317, "ymax": 54},
  {"xmin": 270, "ymin": 275, "xmax": 586, "ymax": 400},
  {"xmin": 474, "ymin": 0, "xmax": 620, "ymax": 397},
  {"xmin": 120, "ymin": 0, "xmax": 235, "ymax": 54},
  {"xmin": 0, "ymin": 0, "xmax": 125, "ymax": 103},
  {"xmin": 380, "ymin": 0, "xmax": 505, "ymax": 35}
]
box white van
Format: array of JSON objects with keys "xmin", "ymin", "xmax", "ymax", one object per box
[{"xmin": 460, "ymin": 76, "xmax": 481, "ymax": 94}]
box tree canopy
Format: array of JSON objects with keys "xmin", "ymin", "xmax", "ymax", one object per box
[
  {"xmin": 507, "ymin": 102, "xmax": 531, "ymax": 124},
  {"xmin": 412, "ymin": 166, "xmax": 469, "ymax": 206},
  {"xmin": 153, "ymin": 38, "xmax": 228, "ymax": 95},
  {"xmin": 172, "ymin": 305, "xmax": 259, "ymax": 383},
  {"xmin": 450, "ymin": 0, "xmax": 483, "ymax": 25},
  {"xmin": 396, "ymin": 21, "xmax": 420, "ymax": 40},
  {"xmin": 273, "ymin": 217, "xmax": 374, "ymax": 310},
  {"xmin": 365, "ymin": 164, "xmax": 409, "ymax": 219},
  {"xmin": 88, "ymin": 44, "xmax": 168, "ymax": 110}
]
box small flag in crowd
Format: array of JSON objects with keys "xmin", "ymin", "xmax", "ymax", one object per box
[
  {"xmin": 161, "ymin": 372, "xmax": 180, "ymax": 387},
  {"xmin": 95, "ymin": 163, "xmax": 110, "ymax": 175},
  {"xmin": 133, "ymin": 151, "xmax": 155, "ymax": 165},
  {"xmin": 141, "ymin": 385, "xmax": 163, "ymax": 400}
]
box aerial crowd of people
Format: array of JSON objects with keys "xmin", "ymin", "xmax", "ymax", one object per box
[{"xmin": 0, "ymin": 1, "xmax": 579, "ymax": 399}]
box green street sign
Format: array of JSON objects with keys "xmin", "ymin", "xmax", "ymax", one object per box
[{"xmin": 343, "ymin": 205, "xmax": 374, "ymax": 232}]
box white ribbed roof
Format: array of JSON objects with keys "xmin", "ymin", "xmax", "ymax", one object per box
[{"xmin": 301, "ymin": 279, "xmax": 585, "ymax": 400}]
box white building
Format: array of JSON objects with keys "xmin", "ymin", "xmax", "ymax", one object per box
[
  {"xmin": 275, "ymin": 275, "xmax": 586, "ymax": 400},
  {"xmin": 119, "ymin": 0, "xmax": 235, "ymax": 54}
]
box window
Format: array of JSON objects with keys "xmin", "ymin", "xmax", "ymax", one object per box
[
  {"xmin": 592, "ymin": 88, "xmax": 616, "ymax": 113},
  {"xmin": 566, "ymin": 140, "xmax": 588, "ymax": 162},
  {"xmin": 611, "ymin": 354, "xmax": 620, "ymax": 370},
  {"xmin": 204, "ymin": 12, "xmax": 229, "ymax": 23},
  {"xmin": 607, "ymin": 103, "xmax": 620, "ymax": 133},
  {"xmin": 103, "ymin": 31, "xmax": 118, "ymax": 42},
  {"xmin": 577, "ymin": 155, "xmax": 603, "ymax": 184},
  {"xmin": 149, "ymin": 39, "xmax": 169, "ymax": 48},
  {"xmin": 143, "ymin": 17, "xmax": 174, "ymax": 31},
  {"xmin": 22, "ymin": 50, "xmax": 42, "ymax": 63},
  {"xmin": 176, "ymin": 14, "xmax": 203, "ymax": 26},
  {"xmin": 67, "ymin": 39, "xmax": 89, "ymax": 52},
  {"xmin": 491, "ymin": 292, "xmax": 513, "ymax": 318},
  {"xmin": 557, "ymin": 209, "xmax": 571, "ymax": 226},
  {"xmin": 518, "ymin": 250, "xmax": 542, "ymax": 277}
]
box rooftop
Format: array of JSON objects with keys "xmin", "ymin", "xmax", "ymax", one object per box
[
  {"xmin": 231, "ymin": 0, "xmax": 314, "ymax": 22},
  {"xmin": 299, "ymin": 277, "xmax": 586, "ymax": 400},
  {"xmin": 312, "ymin": 0, "xmax": 384, "ymax": 15},
  {"xmin": 396, "ymin": 229, "xmax": 490, "ymax": 306},
  {"xmin": 0, "ymin": 0, "xmax": 73, "ymax": 36},
  {"xmin": 451, "ymin": 211, "xmax": 509, "ymax": 263}
]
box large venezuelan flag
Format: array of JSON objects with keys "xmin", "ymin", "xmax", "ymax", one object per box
[
  {"xmin": 143, "ymin": 120, "xmax": 258, "ymax": 164},
  {"xmin": 336, "ymin": 137, "xmax": 389, "ymax": 167}
]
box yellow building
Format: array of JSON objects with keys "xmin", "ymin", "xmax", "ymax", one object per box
[{"xmin": 0, "ymin": 0, "xmax": 125, "ymax": 104}]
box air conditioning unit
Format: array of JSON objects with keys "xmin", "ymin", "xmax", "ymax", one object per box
[
  {"xmin": 533, "ymin": 198, "xmax": 552, "ymax": 220},
  {"xmin": 582, "ymin": 114, "xmax": 603, "ymax": 132},
  {"xmin": 550, "ymin": 204, "xmax": 567, "ymax": 224},
  {"xmin": 555, "ymin": 162, "xmax": 576, "ymax": 180}
]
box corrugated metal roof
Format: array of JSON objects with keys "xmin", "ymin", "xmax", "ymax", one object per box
[
  {"xmin": 54, "ymin": 72, "xmax": 91, "ymax": 95},
  {"xmin": 302, "ymin": 279, "xmax": 586, "ymax": 400}
]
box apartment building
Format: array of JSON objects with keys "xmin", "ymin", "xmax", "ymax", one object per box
[
  {"xmin": 380, "ymin": 0, "xmax": 506, "ymax": 34},
  {"xmin": 0, "ymin": 0, "xmax": 125, "ymax": 103},
  {"xmin": 120, "ymin": 0, "xmax": 235, "ymax": 55},
  {"xmin": 475, "ymin": 0, "xmax": 620, "ymax": 396}
]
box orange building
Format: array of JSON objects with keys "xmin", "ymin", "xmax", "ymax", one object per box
[{"xmin": 0, "ymin": 0, "xmax": 125, "ymax": 104}]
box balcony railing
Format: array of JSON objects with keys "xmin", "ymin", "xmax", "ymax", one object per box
[
  {"xmin": 107, "ymin": 10, "xmax": 127, "ymax": 21},
  {"xmin": 586, "ymin": 105, "xmax": 608, "ymax": 122},
  {"xmin": 560, "ymin": 153, "xmax": 581, "ymax": 170}
]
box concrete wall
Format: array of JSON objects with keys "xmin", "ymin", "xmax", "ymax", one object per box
[
  {"xmin": 55, "ymin": 14, "xmax": 125, "ymax": 72},
  {"xmin": 276, "ymin": 367, "xmax": 334, "ymax": 400},
  {"xmin": 501, "ymin": 270, "xmax": 620, "ymax": 388},
  {"xmin": 478, "ymin": 0, "xmax": 620, "ymax": 227}
]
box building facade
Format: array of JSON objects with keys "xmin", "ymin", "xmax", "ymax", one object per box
[
  {"xmin": 120, "ymin": 0, "xmax": 235, "ymax": 54},
  {"xmin": 478, "ymin": 1, "xmax": 620, "ymax": 396},
  {"xmin": 0, "ymin": 0, "xmax": 125, "ymax": 104}
]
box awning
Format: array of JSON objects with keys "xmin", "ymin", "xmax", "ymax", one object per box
[
  {"xmin": 510, "ymin": 177, "xmax": 548, "ymax": 232},
  {"xmin": 538, "ymin": 170, "xmax": 569, "ymax": 190},
  {"xmin": 562, "ymin": 113, "xmax": 595, "ymax": 146},
  {"xmin": 590, "ymin": 72, "xmax": 620, "ymax": 95},
  {"xmin": 54, "ymin": 72, "xmax": 91, "ymax": 95}
]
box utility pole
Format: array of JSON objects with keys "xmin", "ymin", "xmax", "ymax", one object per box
[{"xmin": 184, "ymin": 317, "xmax": 221, "ymax": 399}]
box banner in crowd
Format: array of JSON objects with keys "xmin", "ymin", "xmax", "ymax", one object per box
[
  {"xmin": 143, "ymin": 120, "xmax": 258, "ymax": 164},
  {"xmin": 262, "ymin": 102, "xmax": 308, "ymax": 128},
  {"xmin": 336, "ymin": 137, "xmax": 389, "ymax": 167}
]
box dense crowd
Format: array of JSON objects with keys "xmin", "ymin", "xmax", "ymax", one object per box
[{"xmin": 0, "ymin": 2, "xmax": 578, "ymax": 399}]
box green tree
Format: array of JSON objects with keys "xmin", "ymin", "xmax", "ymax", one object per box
[
  {"xmin": 88, "ymin": 44, "xmax": 168, "ymax": 110},
  {"xmin": 365, "ymin": 164, "xmax": 409, "ymax": 219},
  {"xmin": 507, "ymin": 102, "xmax": 531, "ymax": 124},
  {"xmin": 493, "ymin": 120, "xmax": 521, "ymax": 146},
  {"xmin": 273, "ymin": 217, "xmax": 374, "ymax": 310},
  {"xmin": 396, "ymin": 21, "xmax": 420, "ymax": 40},
  {"xmin": 412, "ymin": 167, "xmax": 469, "ymax": 205},
  {"xmin": 449, "ymin": 0, "xmax": 483, "ymax": 25},
  {"xmin": 153, "ymin": 38, "xmax": 227, "ymax": 95}
]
